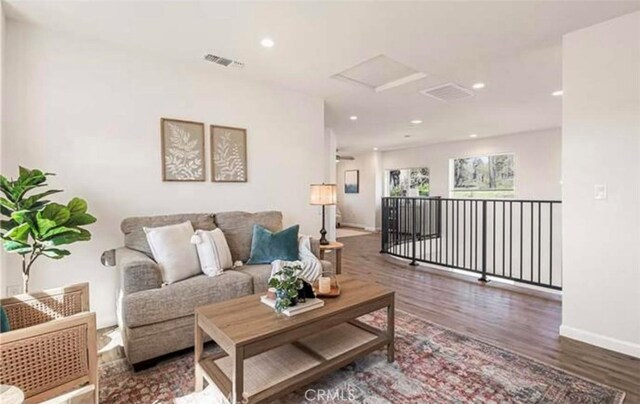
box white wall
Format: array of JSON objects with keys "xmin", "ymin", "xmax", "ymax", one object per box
[
  {"xmin": 561, "ymin": 11, "xmax": 640, "ymax": 358},
  {"xmin": 2, "ymin": 21, "xmax": 325, "ymax": 328},
  {"xmin": 337, "ymin": 151, "xmax": 379, "ymax": 230},
  {"xmin": 337, "ymin": 129, "xmax": 561, "ymax": 230},
  {"xmin": 382, "ymin": 128, "xmax": 562, "ymax": 200}
]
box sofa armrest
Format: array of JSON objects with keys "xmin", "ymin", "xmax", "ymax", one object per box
[
  {"xmin": 116, "ymin": 247, "xmax": 162, "ymax": 295},
  {"xmin": 310, "ymin": 237, "xmax": 321, "ymax": 258}
]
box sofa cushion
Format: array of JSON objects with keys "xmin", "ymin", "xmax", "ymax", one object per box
[
  {"xmin": 214, "ymin": 211, "xmax": 283, "ymax": 262},
  {"xmin": 233, "ymin": 264, "xmax": 272, "ymax": 294},
  {"xmin": 121, "ymin": 213, "xmax": 216, "ymax": 256},
  {"xmin": 123, "ymin": 271, "xmax": 252, "ymax": 327}
]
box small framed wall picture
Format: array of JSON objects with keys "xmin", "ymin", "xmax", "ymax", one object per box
[
  {"xmin": 345, "ymin": 170, "xmax": 359, "ymax": 194},
  {"xmin": 211, "ymin": 125, "xmax": 248, "ymax": 182},
  {"xmin": 161, "ymin": 118, "xmax": 206, "ymax": 181}
]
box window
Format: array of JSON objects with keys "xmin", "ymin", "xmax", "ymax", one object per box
[
  {"xmin": 387, "ymin": 167, "xmax": 430, "ymax": 197},
  {"xmin": 450, "ymin": 153, "xmax": 515, "ymax": 198}
]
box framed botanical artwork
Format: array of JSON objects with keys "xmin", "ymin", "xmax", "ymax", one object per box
[
  {"xmin": 345, "ymin": 170, "xmax": 359, "ymax": 194},
  {"xmin": 161, "ymin": 118, "xmax": 205, "ymax": 181},
  {"xmin": 211, "ymin": 125, "xmax": 247, "ymax": 182}
]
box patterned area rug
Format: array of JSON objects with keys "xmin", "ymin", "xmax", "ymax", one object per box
[{"xmin": 99, "ymin": 310, "xmax": 624, "ymax": 403}]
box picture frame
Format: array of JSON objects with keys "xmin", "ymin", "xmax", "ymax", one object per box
[
  {"xmin": 161, "ymin": 118, "xmax": 206, "ymax": 182},
  {"xmin": 211, "ymin": 125, "xmax": 248, "ymax": 182},
  {"xmin": 344, "ymin": 170, "xmax": 359, "ymax": 194}
]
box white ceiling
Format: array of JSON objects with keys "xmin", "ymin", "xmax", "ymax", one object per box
[{"xmin": 6, "ymin": 0, "xmax": 640, "ymax": 153}]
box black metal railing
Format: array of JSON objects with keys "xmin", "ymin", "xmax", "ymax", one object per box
[{"xmin": 381, "ymin": 197, "xmax": 562, "ymax": 290}]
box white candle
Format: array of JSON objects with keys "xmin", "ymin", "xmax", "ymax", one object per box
[{"xmin": 319, "ymin": 277, "xmax": 331, "ymax": 294}]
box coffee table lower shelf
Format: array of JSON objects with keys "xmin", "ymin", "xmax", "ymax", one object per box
[{"xmin": 196, "ymin": 321, "xmax": 388, "ymax": 403}]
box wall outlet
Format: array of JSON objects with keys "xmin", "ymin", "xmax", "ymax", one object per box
[{"xmin": 7, "ymin": 284, "xmax": 22, "ymax": 296}]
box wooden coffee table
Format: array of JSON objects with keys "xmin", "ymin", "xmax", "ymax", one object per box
[{"xmin": 194, "ymin": 275, "xmax": 394, "ymax": 403}]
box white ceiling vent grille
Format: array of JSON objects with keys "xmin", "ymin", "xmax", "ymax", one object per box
[
  {"xmin": 332, "ymin": 55, "xmax": 427, "ymax": 93},
  {"xmin": 420, "ymin": 83, "xmax": 474, "ymax": 102},
  {"xmin": 204, "ymin": 54, "xmax": 244, "ymax": 69}
]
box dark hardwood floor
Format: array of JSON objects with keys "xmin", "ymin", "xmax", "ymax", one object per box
[{"xmin": 334, "ymin": 233, "xmax": 640, "ymax": 403}]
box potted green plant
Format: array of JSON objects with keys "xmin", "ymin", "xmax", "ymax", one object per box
[
  {"xmin": 268, "ymin": 263, "xmax": 304, "ymax": 313},
  {"xmin": 0, "ymin": 167, "xmax": 97, "ymax": 292}
]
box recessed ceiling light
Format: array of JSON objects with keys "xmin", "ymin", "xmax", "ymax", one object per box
[
  {"xmin": 472, "ymin": 82, "xmax": 486, "ymax": 89},
  {"xmin": 349, "ymin": 116, "xmax": 358, "ymax": 121},
  {"xmin": 552, "ymin": 90, "xmax": 563, "ymax": 97},
  {"xmin": 260, "ymin": 38, "xmax": 275, "ymax": 48},
  {"xmin": 410, "ymin": 120, "xmax": 423, "ymax": 124},
  {"xmin": 373, "ymin": 147, "xmax": 379, "ymax": 151},
  {"xmin": 469, "ymin": 133, "xmax": 478, "ymax": 138}
]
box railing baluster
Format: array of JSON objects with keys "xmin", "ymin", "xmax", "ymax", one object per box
[
  {"xmin": 502, "ymin": 201, "xmax": 506, "ymax": 277},
  {"xmin": 480, "ymin": 200, "xmax": 488, "ymax": 283},
  {"xmin": 445, "ymin": 200, "xmax": 449, "ymax": 265},
  {"xmin": 530, "ymin": 201, "xmax": 534, "ymax": 283},
  {"xmin": 410, "ymin": 198, "xmax": 417, "ymax": 266},
  {"xmin": 520, "ymin": 201, "xmax": 524, "ymax": 281},
  {"xmin": 463, "ymin": 200, "xmax": 467, "ymax": 269},
  {"xmin": 474, "ymin": 201, "xmax": 478, "ymax": 271},
  {"xmin": 549, "ymin": 203, "xmax": 554, "ymax": 287},
  {"xmin": 509, "ymin": 201, "xmax": 513, "ymax": 279},
  {"xmin": 538, "ymin": 202, "xmax": 542, "ymax": 284}
]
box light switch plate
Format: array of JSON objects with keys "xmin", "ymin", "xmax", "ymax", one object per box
[{"xmin": 594, "ymin": 184, "xmax": 607, "ymax": 200}]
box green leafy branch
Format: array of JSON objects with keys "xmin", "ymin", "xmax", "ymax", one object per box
[{"xmin": 0, "ymin": 167, "xmax": 97, "ymax": 292}]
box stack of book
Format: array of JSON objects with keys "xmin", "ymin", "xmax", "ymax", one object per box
[{"xmin": 260, "ymin": 296, "xmax": 324, "ymax": 316}]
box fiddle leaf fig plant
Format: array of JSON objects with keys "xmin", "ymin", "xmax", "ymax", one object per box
[{"xmin": 0, "ymin": 167, "xmax": 97, "ymax": 292}]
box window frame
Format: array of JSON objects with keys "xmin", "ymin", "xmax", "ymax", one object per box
[
  {"xmin": 385, "ymin": 167, "xmax": 431, "ymax": 197},
  {"xmin": 448, "ymin": 152, "xmax": 516, "ymax": 199}
]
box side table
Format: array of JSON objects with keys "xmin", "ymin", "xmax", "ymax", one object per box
[{"xmin": 319, "ymin": 241, "xmax": 344, "ymax": 274}]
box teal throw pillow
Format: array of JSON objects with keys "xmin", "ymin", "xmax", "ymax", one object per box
[
  {"xmin": 0, "ymin": 306, "xmax": 10, "ymax": 333},
  {"xmin": 247, "ymin": 224, "xmax": 299, "ymax": 264}
]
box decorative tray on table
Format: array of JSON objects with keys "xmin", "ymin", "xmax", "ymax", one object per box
[{"xmin": 312, "ymin": 276, "xmax": 341, "ymax": 297}]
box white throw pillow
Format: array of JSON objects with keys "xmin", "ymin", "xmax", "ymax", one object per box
[
  {"xmin": 191, "ymin": 229, "xmax": 233, "ymax": 276},
  {"xmin": 144, "ymin": 221, "xmax": 202, "ymax": 284}
]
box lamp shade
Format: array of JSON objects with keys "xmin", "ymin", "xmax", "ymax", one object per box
[{"xmin": 310, "ymin": 184, "xmax": 337, "ymax": 205}]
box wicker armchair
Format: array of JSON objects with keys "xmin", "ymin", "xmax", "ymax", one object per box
[{"xmin": 0, "ymin": 283, "xmax": 98, "ymax": 404}]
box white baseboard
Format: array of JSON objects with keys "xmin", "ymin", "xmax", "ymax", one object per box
[
  {"xmin": 339, "ymin": 223, "xmax": 379, "ymax": 232},
  {"xmin": 340, "ymin": 222, "xmax": 366, "ymax": 229},
  {"xmin": 559, "ymin": 324, "xmax": 640, "ymax": 358}
]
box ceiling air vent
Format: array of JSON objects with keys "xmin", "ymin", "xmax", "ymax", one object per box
[
  {"xmin": 420, "ymin": 83, "xmax": 474, "ymax": 102},
  {"xmin": 204, "ymin": 54, "xmax": 244, "ymax": 69},
  {"xmin": 332, "ymin": 55, "xmax": 427, "ymax": 93}
]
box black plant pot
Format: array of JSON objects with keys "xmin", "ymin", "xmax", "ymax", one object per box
[{"xmin": 290, "ymin": 296, "xmax": 299, "ymax": 307}]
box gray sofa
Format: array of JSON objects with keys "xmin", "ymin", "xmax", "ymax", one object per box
[{"xmin": 113, "ymin": 211, "xmax": 332, "ymax": 367}]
